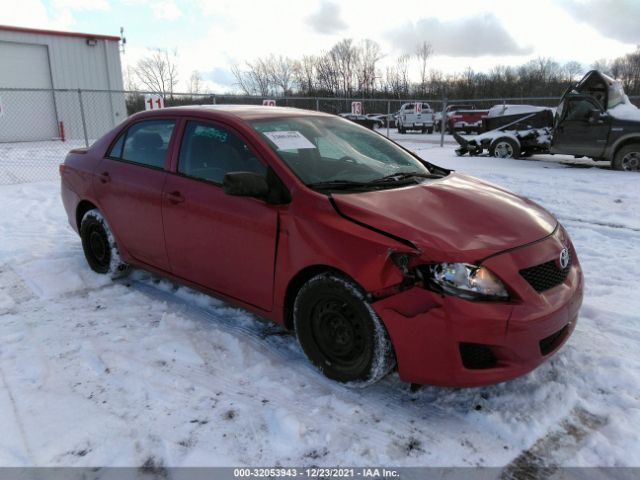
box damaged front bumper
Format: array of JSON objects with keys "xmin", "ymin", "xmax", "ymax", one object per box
[{"xmin": 371, "ymin": 232, "xmax": 584, "ymax": 387}]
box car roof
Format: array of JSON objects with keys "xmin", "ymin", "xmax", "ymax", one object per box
[{"xmin": 135, "ymin": 104, "xmax": 333, "ymax": 122}]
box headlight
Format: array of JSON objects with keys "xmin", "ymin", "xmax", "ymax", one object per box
[{"xmin": 428, "ymin": 263, "xmax": 508, "ymax": 300}]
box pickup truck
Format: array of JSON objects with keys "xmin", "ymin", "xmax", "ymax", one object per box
[
  {"xmin": 453, "ymin": 70, "xmax": 640, "ymax": 171},
  {"xmin": 447, "ymin": 108, "xmax": 489, "ymax": 134},
  {"xmin": 434, "ymin": 105, "xmax": 488, "ymax": 134},
  {"xmin": 397, "ymin": 102, "xmax": 435, "ymax": 133}
]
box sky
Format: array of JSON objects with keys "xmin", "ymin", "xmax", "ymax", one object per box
[{"xmin": 2, "ymin": 0, "xmax": 639, "ymax": 93}]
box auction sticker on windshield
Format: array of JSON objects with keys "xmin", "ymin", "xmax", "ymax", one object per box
[{"xmin": 263, "ymin": 131, "xmax": 316, "ymax": 150}]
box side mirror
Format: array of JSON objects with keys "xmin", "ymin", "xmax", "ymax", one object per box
[{"xmin": 223, "ymin": 172, "xmax": 269, "ymax": 199}]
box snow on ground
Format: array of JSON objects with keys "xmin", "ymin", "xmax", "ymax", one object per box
[
  {"xmin": 0, "ymin": 140, "xmax": 86, "ymax": 185},
  {"xmin": 0, "ymin": 141, "xmax": 639, "ymax": 468}
]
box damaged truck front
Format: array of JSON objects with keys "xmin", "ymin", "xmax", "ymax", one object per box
[{"xmin": 454, "ymin": 70, "xmax": 640, "ymax": 171}]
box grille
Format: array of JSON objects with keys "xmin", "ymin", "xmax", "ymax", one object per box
[
  {"xmin": 459, "ymin": 343, "xmax": 497, "ymax": 369},
  {"xmin": 539, "ymin": 325, "xmax": 569, "ymax": 355},
  {"xmin": 519, "ymin": 254, "xmax": 571, "ymax": 293}
]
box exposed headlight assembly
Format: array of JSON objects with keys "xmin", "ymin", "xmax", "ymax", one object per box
[{"xmin": 428, "ymin": 263, "xmax": 509, "ymax": 301}]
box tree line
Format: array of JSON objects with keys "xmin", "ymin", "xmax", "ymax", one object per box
[{"xmin": 127, "ymin": 39, "xmax": 640, "ymax": 101}]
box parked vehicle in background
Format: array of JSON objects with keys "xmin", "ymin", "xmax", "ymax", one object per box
[
  {"xmin": 60, "ymin": 105, "xmax": 583, "ymax": 387},
  {"xmin": 454, "ymin": 70, "xmax": 640, "ymax": 171},
  {"xmin": 483, "ymin": 105, "xmax": 555, "ymax": 132},
  {"xmin": 339, "ymin": 113, "xmax": 378, "ymax": 130},
  {"xmin": 397, "ymin": 102, "xmax": 434, "ymax": 134},
  {"xmin": 446, "ymin": 107, "xmax": 489, "ymax": 134},
  {"xmin": 366, "ymin": 113, "xmax": 396, "ymax": 129},
  {"xmin": 434, "ymin": 105, "xmax": 473, "ymax": 132}
]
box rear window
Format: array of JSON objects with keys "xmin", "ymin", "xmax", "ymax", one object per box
[{"xmin": 109, "ymin": 119, "xmax": 176, "ymax": 169}]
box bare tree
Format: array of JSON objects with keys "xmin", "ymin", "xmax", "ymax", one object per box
[
  {"xmin": 384, "ymin": 55, "xmax": 411, "ymax": 98},
  {"xmin": 357, "ymin": 39, "xmax": 383, "ymax": 97},
  {"xmin": 123, "ymin": 65, "xmax": 139, "ymax": 91},
  {"xmin": 188, "ymin": 70, "xmax": 203, "ymax": 95},
  {"xmin": 133, "ymin": 48, "xmax": 179, "ymax": 98},
  {"xmin": 415, "ymin": 41, "xmax": 433, "ymax": 95},
  {"xmin": 231, "ymin": 59, "xmax": 272, "ymax": 96},
  {"xmin": 294, "ymin": 55, "xmax": 318, "ymax": 95},
  {"xmin": 266, "ymin": 55, "xmax": 295, "ymax": 95}
]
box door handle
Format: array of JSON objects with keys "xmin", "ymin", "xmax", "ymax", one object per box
[
  {"xmin": 98, "ymin": 171, "xmax": 110, "ymax": 183},
  {"xmin": 166, "ymin": 191, "xmax": 185, "ymax": 205}
]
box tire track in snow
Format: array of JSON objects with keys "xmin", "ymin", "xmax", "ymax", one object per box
[
  {"xmin": 560, "ymin": 217, "xmax": 640, "ymax": 234},
  {"xmin": 500, "ymin": 407, "xmax": 607, "ymax": 479},
  {"xmin": 0, "ymin": 266, "xmax": 37, "ymax": 464}
]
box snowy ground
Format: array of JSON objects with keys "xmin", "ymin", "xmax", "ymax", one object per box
[{"xmin": 0, "ymin": 140, "xmax": 639, "ymax": 469}]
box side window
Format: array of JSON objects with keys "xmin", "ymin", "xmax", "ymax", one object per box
[
  {"xmin": 107, "ymin": 133, "xmax": 125, "ymax": 158},
  {"xmin": 565, "ymin": 99, "xmax": 595, "ymax": 122},
  {"xmin": 119, "ymin": 119, "xmax": 176, "ymax": 168},
  {"xmin": 178, "ymin": 121, "xmax": 266, "ymax": 184}
]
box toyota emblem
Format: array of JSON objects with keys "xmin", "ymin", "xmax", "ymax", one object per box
[{"xmin": 559, "ymin": 248, "xmax": 570, "ymax": 269}]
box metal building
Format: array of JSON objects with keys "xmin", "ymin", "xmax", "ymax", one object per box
[{"xmin": 0, "ymin": 25, "xmax": 126, "ymax": 142}]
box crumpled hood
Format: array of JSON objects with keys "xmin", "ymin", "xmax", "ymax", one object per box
[{"xmin": 331, "ymin": 172, "xmax": 557, "ymax": 261}]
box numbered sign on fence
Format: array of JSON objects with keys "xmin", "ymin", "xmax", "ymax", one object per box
[
  {"xmin": 415, "ymin": 102, "xmax": 423, "ymax": 113},
  {"xmin": 144, "ymin": 94, "xmax": 164, "ymax": 111},
  {"xmin": 351, "ymin": 101, "xmax": 362, "ymax": 115},
  {"xmin": 262, "ymin": 99, "xmax": 276, "ymax": 106}
]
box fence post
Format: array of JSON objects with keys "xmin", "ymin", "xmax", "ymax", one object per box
[
  {"xmin": 78, "ymin": 89, "xmax": 89, "ymax": 148},
  {"xmin": 439, "ymin": 96, "xmax": 447, "ymax": 148},
  {"xmin": 316, "ymin": 98, "xmax": 320, "ymax": 111},
  {"xmin": 386, "ymin": 100, "xmax": 391, "ymax": 138}
]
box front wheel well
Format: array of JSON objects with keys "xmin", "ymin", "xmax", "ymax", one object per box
[
  {"xmin": 282, "ymin": 265, "xmax": 357, "ymax": 331},
  {"xmin": 612, "ymin": 138, "xmax": 640, "ymax": 160},
  {"xmin": 76, "ymin": 200, "xmax": 98, "ymax": 231}
]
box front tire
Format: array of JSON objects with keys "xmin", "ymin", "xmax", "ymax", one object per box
[
  {"xmin": 294, "ymin": 273, "xmax": 395, "ymax": 385},
  {"xmin": 612, "ymin": 144, "xmax": 640, "ymax": 171},
  {"xmin": 80, "ymin": 209, "xmax": 130, "ymax": 277}
]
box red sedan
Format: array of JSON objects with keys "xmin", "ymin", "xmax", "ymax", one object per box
[{"xmin": 60, "ymin": 106, "xmax": 583, "ymax": 387}]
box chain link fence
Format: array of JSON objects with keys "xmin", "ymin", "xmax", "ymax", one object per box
[{"xmin": 2, "ymin": 88, "xmax": 639, "ymax": 185}]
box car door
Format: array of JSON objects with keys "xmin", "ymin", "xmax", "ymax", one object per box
[
  {"xmin": 551, "ymin": 95, "xmax": 610, "ymax": 157},
  {"xmin": 93, "ymin": 118, "xmax": 176, "ymax": 271},
  {"xmin": 162, "ymin": 119, "xmax": 278, "ymax": 311}
]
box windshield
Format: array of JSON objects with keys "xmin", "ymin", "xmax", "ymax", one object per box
[{"xmin": 250, "ymin": 116, "xmax": 432, "ymax": 188}]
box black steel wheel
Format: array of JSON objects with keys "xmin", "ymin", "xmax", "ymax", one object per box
[
  {"xmin": 80, "ymin": 209, "xmax": 130, "ymax": 277},
  {"xmin": 613, "ymin": 144, "xmax": 640, "ymax": 171},
  {"xmin": 294, "ymin": 273, "xmax": 395, "ymax": 385}
]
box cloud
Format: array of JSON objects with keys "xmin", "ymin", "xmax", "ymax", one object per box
[
  {"xmin": 388, "ymin": 14, "xmax": 533, "ymax": 57},
  {"xmin": 153, "ymin": 0, "xmax": 183, "ymax": 20},
  {"xmin": 204, "ymin": 67, "xmax": 236, "ymax": 87},
  {"xmin": 306, "ymin": 1, "xmax": 347, "ymax": 35},
  {"xmin": 52, "ymin": 0, "xmax": 109, "ymax": 10},
  {"xmin": 558, "ymin": 0, "xmax": 640, "ymax": 44}
]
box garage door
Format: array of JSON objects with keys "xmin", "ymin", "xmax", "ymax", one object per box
[{"xmin": 0, "ymin": 42, "xmax": 58, "ymax": 142}]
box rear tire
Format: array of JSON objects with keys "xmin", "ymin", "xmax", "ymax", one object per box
[
  {"xmin": 294, "ymin": 273, "xmax": 395, "ymax": 386},
  {"xmin": 80, "ymin": 209, "xmax": 130, "ymax": 278},
  {"xmin": 612, "ymin": 144, "xmax": 640, "ymax": 171},
  {"xmin": 489, "ymin": 137, "xmax": 521, "ymax": 159},
  {"xmin": 427, "ymin": 127, "xmax": 434, "ymax": 134}
]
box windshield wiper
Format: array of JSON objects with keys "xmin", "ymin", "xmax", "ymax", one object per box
[
  {"xmin": 308, "ymin": 172, "xmax": 442, "ymax": 191},
  {"xmin": 368, "ymin": 172, "xmax": 442, "ymax": 184},
  {"xmin": 306, "ymin": 179, "xmax": 371, "ymax": 190}
]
